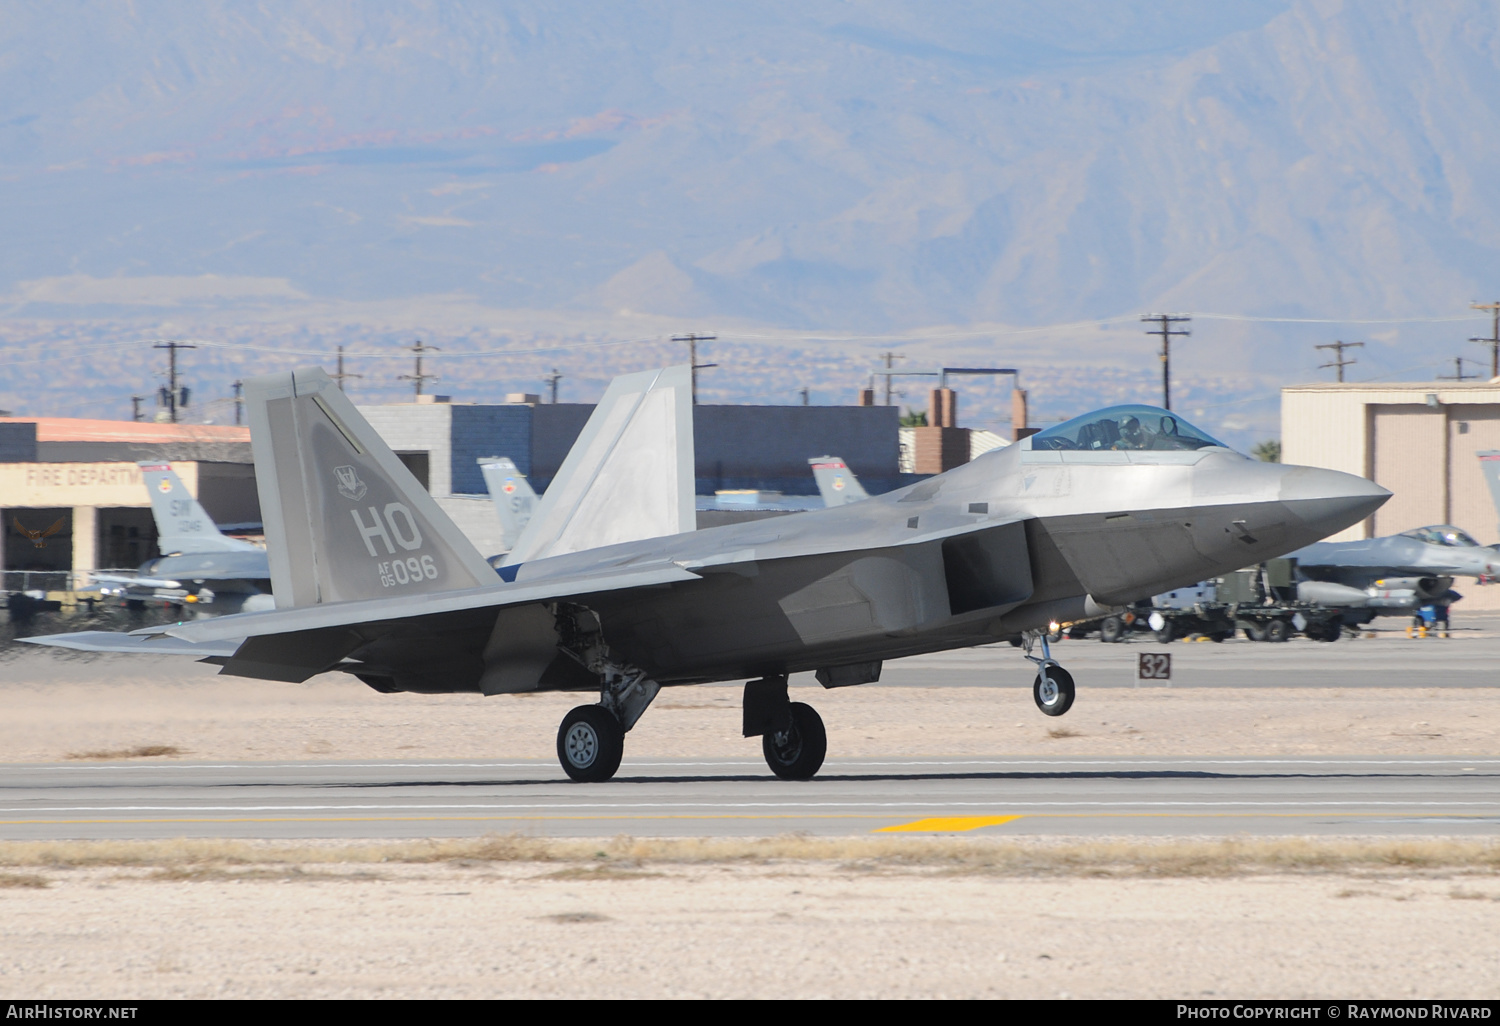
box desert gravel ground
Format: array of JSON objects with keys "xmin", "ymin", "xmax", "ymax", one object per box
[
  {"xmin": 0, "ymin": 642, "xmax": 1496, "ymax": 998},
  {"xmin": 0, "ymin": 847, "xmax": 1496, "ymax": 999}
]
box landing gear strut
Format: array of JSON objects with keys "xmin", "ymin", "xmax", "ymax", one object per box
[
  {"xmin": 552, "ymin": 603, "xmax": 661, "ymax": 783},
  {"xmin": 1022, "ymin": 629, "xmax": 1075, "ymax": 716},
  {"xmin": 742, "ymin": 675, "xmax": 827, "ymax": 780}
]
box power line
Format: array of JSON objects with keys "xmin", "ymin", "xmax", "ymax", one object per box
[
  {"xmin": 1141, "ymin": 314, "xmax": 1190, "ymax": 410},
  {"xmin": 1315, "ymin": 340, "xmax": 1364, "ymax": 383}
]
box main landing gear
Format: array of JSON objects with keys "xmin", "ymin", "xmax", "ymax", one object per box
[
  {"xmin": 1021, "ymin": 629, "xmax": 1075, "ymax": 717},
  {"xmin": 548, "ymin": 605, "xmax": 833, "ymax": 783},
  {"xmin": 743, "ymin": 675, "xmax": 827, "ymax": 780},
  {"xmin": 552, "ymin": 604, "xmax": 661, "ymax": 783}
]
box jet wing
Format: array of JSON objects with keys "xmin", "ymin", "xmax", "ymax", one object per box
[{"xmin": 132, "ymin": 562, "xmax": 702, "ymax": 644}]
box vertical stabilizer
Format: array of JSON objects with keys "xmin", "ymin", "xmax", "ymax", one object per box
[
  {"xmin": 1480, "ymin": 451, "xmax": 1500, "ymax": 539},
  {"xmin": 245, "ymin": 367, "xmax": 498, "ymax": 608},
  {"xmin": 138, "ymin": 463, "xmax": 261, "ymax": 555},
  {"xmin": 478, "ymin": 457, "xmax": 537, "ymax": 553},
  {"xmin": 503, "ymin": 365, "xmax": 695, "ymax": 565},
  {"xmin": 809, "ymin": 456, "xmax": 870, "ymax": 507}
]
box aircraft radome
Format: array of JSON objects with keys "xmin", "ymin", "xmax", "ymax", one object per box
[{"xmin": 26, "ymin": 369, "xmax": 1389, "ymax": 783}]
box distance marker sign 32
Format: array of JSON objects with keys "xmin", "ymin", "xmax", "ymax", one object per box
[{"xmin": 1137, "ymin": 652, "xmax": 1171, "ymax": 683}]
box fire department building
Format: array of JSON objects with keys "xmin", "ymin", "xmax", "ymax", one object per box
[{"xmin": 0, "ymin": 418, "xmax": 257, "ymax": 576}]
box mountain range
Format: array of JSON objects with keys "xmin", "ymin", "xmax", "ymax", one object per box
[{"xmin": 3, "ymin": 1, "xmax": 1499, "ymax": 447}]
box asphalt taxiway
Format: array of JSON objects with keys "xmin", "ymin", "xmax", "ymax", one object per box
[{"xmin": 1, "ymin": 755, "xmax": 1495, "ymax": 841}]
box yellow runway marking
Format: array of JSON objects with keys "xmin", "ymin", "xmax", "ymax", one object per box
[{"xmin": 876, "ymin": 815, "xmax": 1023, "ymax": 833}]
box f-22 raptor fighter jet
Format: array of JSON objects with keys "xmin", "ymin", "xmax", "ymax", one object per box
[{"xmin": 26, "ymin": 373, "xmax": 1387, "ymax": 783}]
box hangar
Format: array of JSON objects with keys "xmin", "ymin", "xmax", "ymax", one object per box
[
  {"xmin": 0, "ymin": 417, "xmax": 258, "ymax": 580},
  {"xmin": 1282, "ymin": 381, "xmax": 1500, "ymax": 543}
]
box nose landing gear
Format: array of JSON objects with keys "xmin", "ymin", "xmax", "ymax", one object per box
[{"xmin": 1022, "ymin": 629, "xmax": 1076, "ymax": 716}]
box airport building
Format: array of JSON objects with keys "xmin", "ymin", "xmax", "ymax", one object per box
[
  {"xmin": 0, "ymin": 418, "xmax": 257, "ymax": 578},
  {"xmin": 1282, "ymin": 381, "xmax": 1500, "ymax": 543}
]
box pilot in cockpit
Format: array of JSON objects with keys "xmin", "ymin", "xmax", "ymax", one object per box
[{"xmin": 1114, "ymin": 415, "xmax": 1147, "ymax": 450}]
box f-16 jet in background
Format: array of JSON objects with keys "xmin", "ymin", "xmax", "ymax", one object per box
[
  {"xmin": 90, "ymin": 463, "xmax": 274, "ymax": 614},
  {"xmin": 27, "ymin": 382, "xmax": 1388, "ymax": 784},
  {"xmin": 1288, "ymin": 523, "xmax": 1500, "ymax": 619},
  {"xmin": 477, "ymin": 456, "xmax": 538, "ymax": 562},
  {"xmin": 809, "ymin": 456, "xmax": 869, "ymax": 507}
]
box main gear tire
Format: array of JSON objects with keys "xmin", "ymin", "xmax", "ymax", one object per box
[
  {"xmin": 1033, "ymin": 665, "xmax": 1076, "ymax": 717},
  {"xmin": 557, "ymin": 705, "xmax": 625, "ymax": 783},
  {"xmin": 762, "ymin": 702, "xmax": 827, "ymax": 781}
]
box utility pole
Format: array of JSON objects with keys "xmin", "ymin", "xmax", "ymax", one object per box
[
  {"xmin": 876, "ymin": 352, "xmax": 905, "ymax": 406},
  {"xmin": 799, "ymin": 387, "xmax": 810, "ymax": 406},
  {"xmin": 671, "ymin": 334, "xmax": 717, "ymax": 404},
  {"xmin": 398, "ymin": 340, "xmax": 440, "ymax": 398},
  {"xmin": 130, "ymin": 396, "xmax": 144, "ymax": 422},
  {"xmin": 332, "ymin": 345, "xmax": 363, "ymax": 393},
  {"xmin": 231, "ymin": 381, "xmax": 244, "ymax": 426},
  {"xmin": 1439, "ymin": 357, "xmax": 1482, "ymax": 381},
  {"xmin": 1141, "ymin": 314, "xmax": 1189, "ymax": 410},
  {"xmin": 1470, "ymin": 301, "xmax": 1500, "ymax": 379},
  {"xmin": 153, "ymin": 340, "xmax": 196, "ymax": 423},
  {"xmin": 544, "ymin": 368, "xmax": 563, "ymax": 404},
  {"xmin": 1315, "ymin": 340, "xmax": 1364, "ymax": 383}
]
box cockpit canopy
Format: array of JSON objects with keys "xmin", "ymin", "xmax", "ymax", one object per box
[
  {"xmin": 1029, "ymin": 405, "xmax": 1228, "ymax": 453},
  {"xmin": 1401, "ymin": 525, "xmax": 1483, "ymax": 548}
]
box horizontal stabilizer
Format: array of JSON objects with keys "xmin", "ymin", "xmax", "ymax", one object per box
[
  {"xmin": 245, "ymin": 367, "xmax": 499, "ymax": 607},
  {"xmin": 503, "ymin": 365, "xmax": 695, "ymax": 565},
  {"xmin": 137, "ymin": 561, "xmax": 702, "ymax": 644},
  {"xmin": 19, "ymin": 631, "xmax": 241, "ymax": 658}
]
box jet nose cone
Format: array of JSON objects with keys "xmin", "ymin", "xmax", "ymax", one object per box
[{"xmin": 1279, "ymin": 466, "xmax": 1391, "ymax": 536}]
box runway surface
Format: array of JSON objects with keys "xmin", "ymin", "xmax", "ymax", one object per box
[{"xmin": 2, "ymin": 756, "xmax": 1496, "ymax": 841}]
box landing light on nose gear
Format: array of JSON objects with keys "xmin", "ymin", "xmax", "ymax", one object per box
[{"xmin": 1022, "ymin": 628, "xmax": 1076, "ymax": 717}]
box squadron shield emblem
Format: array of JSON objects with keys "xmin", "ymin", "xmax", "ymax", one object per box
[{"xmin": 334, "ymin": 465, "xmax": 367, "ymax": 501}]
